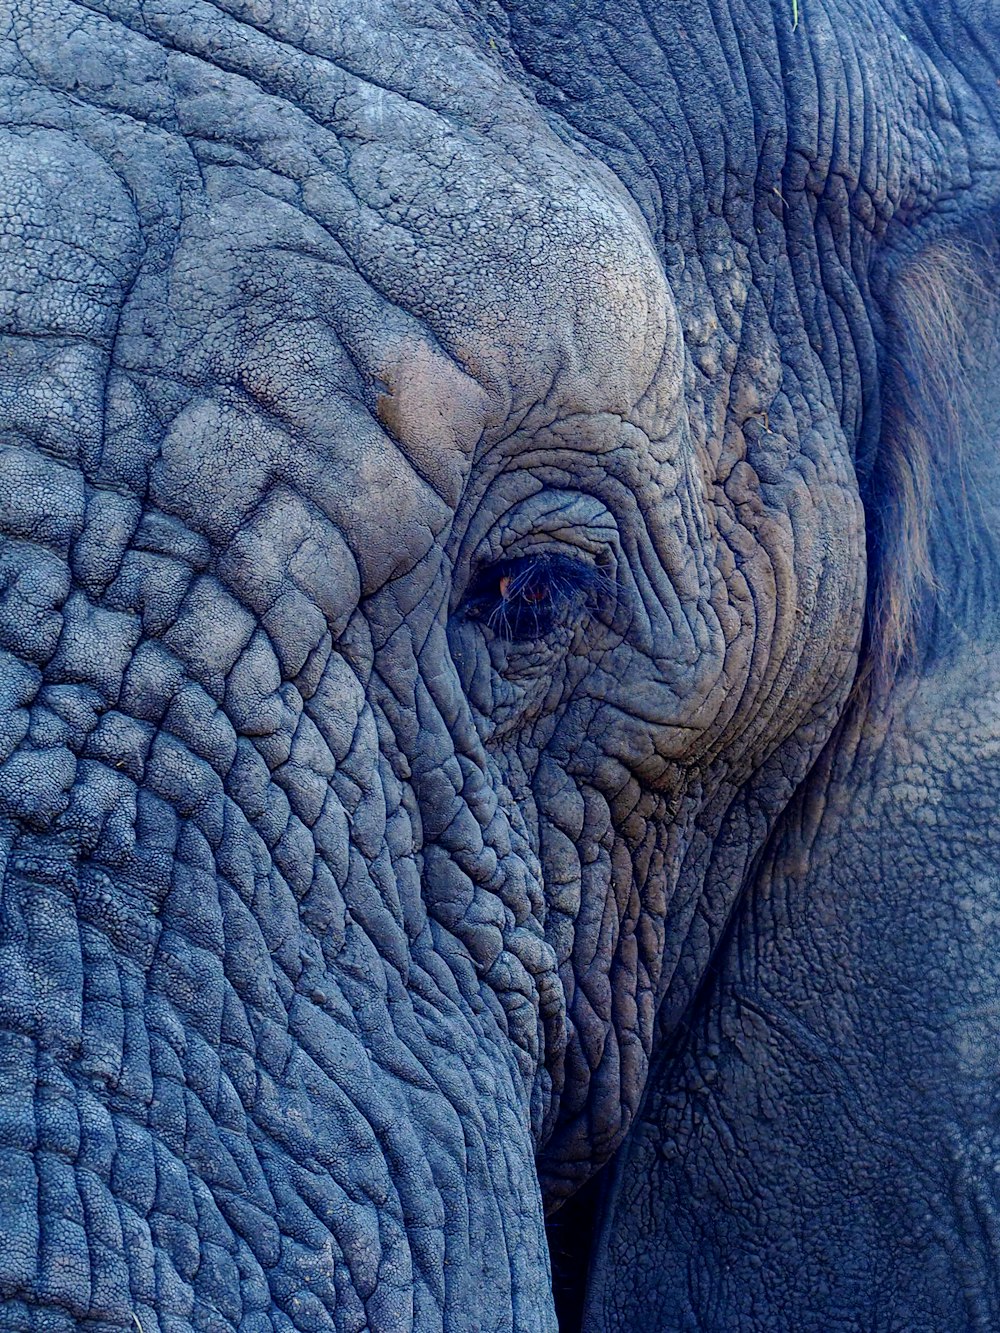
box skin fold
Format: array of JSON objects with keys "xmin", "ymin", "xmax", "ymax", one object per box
[{"xmin": 0, "ymin": 0, "xmax": 997, "ymax": 1329}]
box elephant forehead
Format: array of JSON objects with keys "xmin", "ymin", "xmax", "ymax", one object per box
[
  {"xmin": 79, "ymin": 0, "xmax": 675, "ymax": 429},
  {"xmin": 115, "ymin": 191, "xmax": 488, "ymax": 591},
  {"xmin": 337, "ymin": 129, "xmax": 676, "ymax": 418},
  {"xmin": 7, "ymin": 1, "xmax": 683, "ymax": 582},
  {"xmin": 121, "ymin": 165, "xmax": 677, "ymax": 582},
  {"xmin": 6, "ymin": 0, "xmax": 683, "ymax": 506},
  {"xmin": 315, "ymin": 127, "xmax": 674, "ymax": 425}
]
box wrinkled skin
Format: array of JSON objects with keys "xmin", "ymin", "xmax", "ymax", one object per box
[{"xmin": 1, "ymin": 0, "xmax": 998, "ymax": 1329}]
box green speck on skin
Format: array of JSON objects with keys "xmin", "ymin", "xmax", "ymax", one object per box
[{"xmin": 792, "ymin": 0, "xmax": 799, "ymax": 29}]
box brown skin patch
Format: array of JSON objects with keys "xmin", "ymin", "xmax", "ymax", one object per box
[{"xmin": 375, "ymin": 336, "xmax": 490, "ymax": 505}]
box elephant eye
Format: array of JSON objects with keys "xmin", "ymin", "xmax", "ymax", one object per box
[{"xmin": 462, "ymin": 554, "xmax": 600, "ymax": 641}]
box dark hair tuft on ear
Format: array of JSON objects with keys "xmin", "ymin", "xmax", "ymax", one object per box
[{"xmin": 857, "ymin": 239, "xmax": 988, "ymax": 698}]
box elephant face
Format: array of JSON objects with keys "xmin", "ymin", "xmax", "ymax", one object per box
[{"xmin": 0, "ymin": 0, "xmax": 948, "ymax": 1327}]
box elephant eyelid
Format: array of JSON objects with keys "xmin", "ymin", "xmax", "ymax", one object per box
[{"xmin": 460, "ymin": 553, "xmax": 607, "ymax": 642}]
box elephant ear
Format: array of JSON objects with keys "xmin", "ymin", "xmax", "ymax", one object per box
[
  {"xmin": 579, "ymin": 220, "xmax": 1000, "ymax": 1329},
  {"xmin": 860, "ymin": 223, "xmax": 1000, "ymax": 691}
]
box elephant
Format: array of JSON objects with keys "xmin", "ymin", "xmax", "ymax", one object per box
[{"xmin": 1, "ymin": 0, "xmax": 999, "ymax": 1327}]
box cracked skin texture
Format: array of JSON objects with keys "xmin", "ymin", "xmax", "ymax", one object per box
[{"xmin": 0, "ymin": 0, "xmax": 999, "ymax": 1330}]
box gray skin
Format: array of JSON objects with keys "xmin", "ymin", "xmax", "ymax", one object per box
[{"xmin": 0, "ymin": 0, "xmax": 998, "ymax": 1330}]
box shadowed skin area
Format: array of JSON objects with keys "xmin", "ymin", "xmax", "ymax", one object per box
[
  {"xmin": 1, "ymin": 0, "xmax": 999, "ymax": 1329},
  {"xmin": 583, "ymin": 229, "xmax": 1000, "ymax": 1329}
]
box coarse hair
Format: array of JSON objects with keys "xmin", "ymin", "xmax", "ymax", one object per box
[{"xmin": 857, "ymin": 235, "xmax": 989, "ymax": 697}]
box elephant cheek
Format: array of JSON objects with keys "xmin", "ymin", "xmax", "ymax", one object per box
[
  {"xmin": 0, "ymin": 745, "xmax": 560, "ymax": 1329},
  {"xmin": 0, "ymin": 537, "xmax": 560, "ymax": 1329}
]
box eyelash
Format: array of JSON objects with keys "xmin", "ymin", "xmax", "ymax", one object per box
[{"xmin": 461, "ymin": 554, "xmax": 603, "ymax": 642}]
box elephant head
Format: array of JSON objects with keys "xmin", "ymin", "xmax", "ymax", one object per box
[{"xmin": 1, "ymin": 0, "xmax": 998, "ymax": 1329}]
